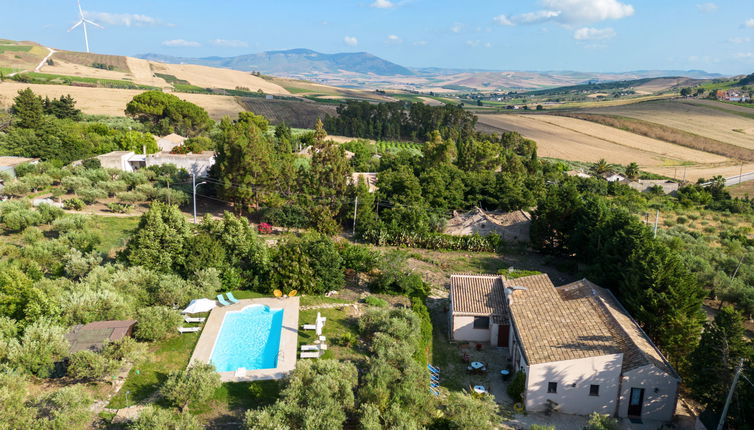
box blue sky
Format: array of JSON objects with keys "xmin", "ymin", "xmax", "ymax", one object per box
[{"xmin": 2, "ymin": 0, "xmax": 753, "ymax": 75}]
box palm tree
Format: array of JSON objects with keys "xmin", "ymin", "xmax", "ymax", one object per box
[
  {"xmin": 591, "ymin": 159, "xmax": 610, "ymax": 175},
  {"xmin": 625, "ymin": 162, "xmax": 639, "ymax": 180}
]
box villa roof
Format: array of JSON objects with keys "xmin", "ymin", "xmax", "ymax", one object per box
[
  {"xmin": 505, "ymin": 274, "xmax": 623, "ymax": 365},
  {"xmin": 450, "ymin": 274, "xmax": 507, "ymax": 317},
  {"xmin": 66, "ymin": 320, "xmax": 136, "ymax": 353},
  {"xmin": 558, "ymin": 279, "xmax": 677, "ymax": 376}
]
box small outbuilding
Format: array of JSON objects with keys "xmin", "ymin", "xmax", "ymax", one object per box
[
  {"xmin": 65, "ymin": 320, "xmax": 137, "ymax": 353},
  {"xmin": 0, "ymin": 156, "xmax": 39, "ymax": 178},
  {"xmin": 444, "ymin": 208, "xmax": 531, "ymax": 242}
]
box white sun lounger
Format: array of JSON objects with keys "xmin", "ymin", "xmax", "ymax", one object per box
[
  {"xmin": 301, "ymin": 344, "xmax": 320, "ymax": 351},
  {"xmin": 178, "ymin": 327, "xmax": 201, "ymax": 333},
  {"xmin": 300, "ymin": 350, "xmax": 322, "ymax": 359},
  {"xmin": 302, "ymin": 324, "xmax": 316, "ymax": 330},
  {"xmin": 184, "ymin": 316, "xmax": 206, "ymax": 323}
]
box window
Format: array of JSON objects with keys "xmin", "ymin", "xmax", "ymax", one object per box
[
  {"xmin": 590, "ymin": 384, "xmax": 600, "ymax": 396},
  {"xmin": 548, "ymin": 382, "xmax": 557, "ymax": 393},
  {"xmin": 473, "ymin": 316, "xmax": 490, "ymax": 329}
]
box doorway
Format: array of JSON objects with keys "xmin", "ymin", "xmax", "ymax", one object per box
[
  {"xmin": 497, "ymin": 324, "xmax": 510, "ymax": 347},
  {"xmin": 628, "ymin": 387, "xmax": 644, "ymax": 417}
]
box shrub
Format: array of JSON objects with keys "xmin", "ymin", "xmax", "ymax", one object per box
[
  {"xmin": 2, "ymin": 209, "xmax": 43, "ymax": 231},
  {"xmin": 134, "ymin": 183, "xmax": 157, "ymax": 199},
  {"xmin": 363, "ymin": 229, "xmax": 501, "ymax": 252},
  {"xmin": 22, "ymin": 174, "xmax": 53, "ymax": 191},
  {"xmin": 81, "ymin": 158, "xmax": 101, "ymax": 169},
  {"xmin": 37, "ymin": 203, "xmax": 64, "ymax": 223},
  {"xmin": 21, "ymin": 226, "xmax": 44, "ymax": 244},
  {"xmin": 676, "ymin": 216, "xmax": 688, "ymax": 224},
  {"xmin": 8, "ymin": 319, "xmax": 69, "ymax": 377},
  {"xmin": 77, "ymin": 187, "xmax": 107, "ymax": 204},
  {"xmin": 154, "ymin": 188, "xmax": 189, "ymax": 206},
  {"xmin": 129, "ymin": 406, "xmax": 203, "ymax": 430},
  {"xmin": 60, "ymin": 176, "xmax": 91, "ymax": 194},
  {"xmin": 335, "ymin": 332, "xmax": 357, "ymax": 347},
  {"xmin": 98, "ymin": 180, "xmax": 128, "ymax": 196},
  {"xmin": 339, "ymin": 243, "xmax": 379, "ymax": 273},
  {"xmin": 115, "ymin": 191, "xmax": 146, "ymax": 204},
  {"xmin": 260, "ymin": 205, "xmax": 310, "ymax": 228},
  {"xmin": 1, "ymin": 180, "xmax": 30, "ymax": 197},
  {"xmin": 161, "ymin": 362, "xmax": 221, "ymax": 411},
  {"xmin": 106, "ymin": 202, "xmax": 133, "ymax": 214},
  {"xmin": 583, "ymin": 412, "xmax": 620, "ymax": 430},
  {"xmin": 63, "ymin": 198, "xmax": 86, "ymax": 211},
  {"xmin": 66, "ymin": 350, "xmax": 119, "ymax": 380},
  {"xmin": 364, "ymin": 296, "xmax": 389, "ymax": 307},
  {"xmin": 257, "ymin": 222, "xmax": 273, "ymax": 234},
  {"xmin": 134, "ymin": 306, "xmax": 182, "ymax": 341},
  {"xmin": 51, "ymin": 214, "xmax": 89, "ymax": 232},
  {"xmin": 507, "ymin": 371, "xmax": 526, "ymax": 403}
]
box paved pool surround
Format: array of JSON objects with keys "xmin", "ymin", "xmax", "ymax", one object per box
[{"xmin": 189, "ymin": 297, "xmax": 300, "ymax": 382}]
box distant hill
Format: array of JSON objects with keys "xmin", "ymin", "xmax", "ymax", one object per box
[{"xmin": 139, "ymin": 49, "xmax": 415, "ymax": 77}]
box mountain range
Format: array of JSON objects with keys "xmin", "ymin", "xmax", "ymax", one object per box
[{"xmin": 138, "ymin": 49, "xmax": 725, "ymax": 91}]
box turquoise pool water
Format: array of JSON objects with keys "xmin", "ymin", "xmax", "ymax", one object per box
[{"xmin": 210, "ymin": 305, "xmax": 284, "ymax": 372}]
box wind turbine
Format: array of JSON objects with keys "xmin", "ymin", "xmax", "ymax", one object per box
[{"xmin": 67, "ymin": 0, "xmax": 103, "ymax": 53}]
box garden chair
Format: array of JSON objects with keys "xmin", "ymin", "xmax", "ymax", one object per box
[
  {"xmin": 226, "ymin": 292, "xmax": 240, "ymax": 304},
  {"xmin": 217, "ymin": 294, "xmax": 231, "ymax": 306}
]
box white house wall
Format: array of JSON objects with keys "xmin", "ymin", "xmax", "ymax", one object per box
[
  {"xmin": 451, "ymin": 315, "xmax": 490, "ymax": 342},
  {"xmin": 618, "ymin": 364, "xmax": 678, "ymax": 421},
  {"xmin": 525, "ymin": 354, "xmax": 623, "ymax": 416}
]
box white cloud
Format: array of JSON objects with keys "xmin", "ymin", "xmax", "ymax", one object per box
[
  {"xmin": 696, "ymin": 3, "xmax": 718, "ymax": 13},
  {"xmin": 344, "ymin": 36, "xmax": 358, "ymax": 46},
  {"xmin": 162, "ymin": 39, "xmax": 201, "ymax": 47},
  {"xmin": 746, "ymin": 18, "xmax": 754, "ymax": 28},
  {"xmin": 736, "ymin": 52, "xmax": 754, "ymax": 60},
  {"xmin": 386, "ymin": 34, "xmax": 402, "ymax": 44},
  {"xmin": 370, "ymin": 0, "xmax": 395, "ymax": 8},
  {"xmin": 466, "ymin": 40, "xmax": 480, "ymax": 47},
  {"xmin": 729, "ymin": 37, "xmax": 751, "ymax": 44},
  {"xmin": 516, "ymin": 10, "xmax": 562, "ymax": 24},
  {"xmin": 540, "ymin": 0, "xmax": 634, "ymax": 24},
  {"xmin": 573, "ymin": 27, "xmax": 616, "ymax": 40},
  {"xmin": 493, "ymin": 14, "xmax": 514, "ymax": 26},
  {"xmin": 84, "ymin": 11, "xmax": 165, "ymax": 27},
  {"xmin": 413, "ymin": 40, "xmax": 428, "ymax": 46},
  {"xmin": 211, "ymin": 39, "xmax": 248, "ymax": 48},
  {"xmin": 451, "ymin": 23, "xmax": 463, "ymax": 33},
  {"xmin": 484, "ymin": 42, "xmax": 493, "ymax": 48}
]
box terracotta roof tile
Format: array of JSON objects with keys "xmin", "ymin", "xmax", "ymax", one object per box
[{"xmin": 450, "ymin": 274, "xmax": 507, "ymax": 317}]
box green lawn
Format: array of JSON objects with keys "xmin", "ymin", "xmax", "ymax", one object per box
[
  {"xmin": 298, "ymin": 306, "xmax": 363, "ymax": 361},
  {"xmin": 91, "ymin": 215, "xmax": 140, "ymax": 256},
  {"xmin": 108, "ymin": 333, "xmax": 200, "ymax": 408},
  {"xmin": 0, "ymin": 45, "xmax": 32, "ymax": 53}
]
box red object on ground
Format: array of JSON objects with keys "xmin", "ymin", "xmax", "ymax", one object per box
[{"xmin": 258, "ymin": 222, "xmax": 273, "ymax": 234}]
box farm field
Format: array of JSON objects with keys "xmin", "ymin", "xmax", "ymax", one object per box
[
  {"xmin": 236, "ymin": 97, "xmax": 337, "ymax": 128},
  {"xmin": 476, "ymin": 113, "xmax": 751, "ymax": 181},
  {"xmin": 0, "ymin": 81, "xmax": 244, "ymax": 119},
  {"xmin": 579, "ymin": 99, "xmax": 754, "ymax": 150}
]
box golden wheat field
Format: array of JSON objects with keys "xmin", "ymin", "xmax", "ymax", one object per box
[
  {"xmin": 0, "ymin": 82, "xmax": 244, "ymax": 119},
  {"xmin": 580, "ymin": 99, "xmax": 754, "ymax": 150},
  {"xmin": 476, "ymin": 113, "xmax": 746, "ymax": 181}
]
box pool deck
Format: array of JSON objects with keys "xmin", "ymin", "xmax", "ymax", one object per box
[{"xmin": 188, "ymin": 297, "xmax": 300, "ymax": 382}]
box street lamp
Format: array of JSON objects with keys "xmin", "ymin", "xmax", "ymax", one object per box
[{"xmin": 192, "ymin": 170, "xmax": 208, "ymax": 224}]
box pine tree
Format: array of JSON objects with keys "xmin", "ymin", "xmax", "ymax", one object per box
[{"xmin": 10, "ymin": 88, "xmax": 45, "ymax": 129}]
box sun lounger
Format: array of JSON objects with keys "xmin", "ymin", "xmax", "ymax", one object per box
[
  {"xmin": 217, "ymin": 294, "xmax": 231, "ymax": 306},
  {"xmin": 226, "ymin": 292, "xmax": 240, "ymax": 304},
  {"xmin": 302, "ymin": 324, "xmax": 316, "ymax": 330},
  {"xmin": 178, "ymin": 327, "xmax": 201, "ymax": 333},
  {"xmin": 300, "ymin": 350, "xmax": 322, "ymax": 359},
  {"xmin": 301, "ymin": 345, "xmax": 320, "ymax": 351},
  {"xmin": 428, "ymin": 364, "xmax": 441, "ymax": 373},
  {"xmin": 184, "ymin": 316, "xmax": 206, "ymax": 323}
]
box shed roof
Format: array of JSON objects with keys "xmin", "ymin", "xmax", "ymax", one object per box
[
  {"xmin": 66, "ymin": 320, "xmax": 136, "ymax": 353},
  {"xmin": 450, "ymin": 274, "xmax": 507, "ymax": 317}
]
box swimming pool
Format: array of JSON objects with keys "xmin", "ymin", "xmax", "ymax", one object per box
[{"xmin": 210, "ymin": 304, "xmax": 284, "ymax": 372}]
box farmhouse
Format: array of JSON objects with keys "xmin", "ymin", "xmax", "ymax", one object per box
[
  {"xmin": 449, "ymin": 273, "xmax": 679, "ymax": 422},
  {"xmin": 154, "ymin": 133, "xmax": 187, "ymax": 153},
  {"xmin": 444, "ymin": 207, "xmax": 531, "ymax": 242},
  {"xmin": 627, "ymin": 179, "xmax": 679, "ymax": 195},
  {"xmin": 0, "ymin": 156, "xmax": 39, "ymax": 178}
]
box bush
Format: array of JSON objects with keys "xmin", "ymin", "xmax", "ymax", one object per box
[
  {"xmin": 583, "ymin": 412, "xmax": 620, "ymax": 430},
  {"xmin": 98, "ymin": 180, "xmax": 128, "ymax": 196},
  {"xmin": 1, "ymin": 180, "xmax": 30, "ymax": 197},
  {"xmin": 364, "ymin": 296, "xmax": 389, "ymax": 307},
  {"xmin": 51, "ymin": 214, "xmax": 89, "ymax": 232},
  {"xmin": 507, "ymin": 371, "xmax": 526, "ymax": 403},
  {"xmin": 134, "ymin": 306, "xmax": 182, "ymax": 341},
  {"xmin": 64, "ymin": 198, "xmax": 86, "ymax": 211},
  {"xmin": 154, "ymin": 188, "xmax": 189, "ymax": 206},
  {"xmin": 161, "ymin": 362, "xmax": 221, "ymax": 411},
  {"xmin": 115, "ymin": 191, "xmax": 146, "ymax": 204},
  {"xmin": 77, "ymin": 187, "xmax": 107, "ymax": 204},
  {"xmin": 676, "ymin": 216, "xmax": 688, "ymax": 224},
  {"xmin": 8, "ymin": 319, "xmax": 69, "ymax": 377},
  {"xmin": 22, "ymin": 174, "xmax": 53, "ymax": 191},
  {"xmin": 66, "ymin": 350, "xmax": 119, "ymax": 380},
  {"xmin": 60, "ymin": 176, "xmax": 91, "ymax": 194},
  {"xmin": 129, "ymin": 406, "xmax": 203, "ymax": 430},
  {"xmin": 106, "ymin": 202, "xmax": 133, "ymax": 214},
  {"xmin": 2, "ymin": 209, "xmax": 43, "ymax": 231},
  {"xmin": 81, "ymin": 158, "xmax": 101, "ymax": 169},
  {"xmin": 37, "ymin": 203, "xmax": 64, "ymax": 223},
  {"xmin": 339, "ymin": 243, "xmax": 379, "ymax": 273},
  {"xmin": 335, "ymin": 332, "xmax": 357, "ymax": 347},
  {"xmin": 363, "ymin": 230, "xmax": 501, "ymax": 252},
  {"xmin": 134, "ymin": 183, "xmax": 157, "ymax": 199},
  {"xmin": 257, "ymin": 222, "xmax": 273, "ymax": 234},
  {"xmin": 260, "ymin": 205, "xmax": 310, "ymax": 228}
]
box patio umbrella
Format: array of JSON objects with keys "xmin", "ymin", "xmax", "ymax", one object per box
[{"xmin": 182, "ymin": 298, "xmax": 216, "ymax": 314}]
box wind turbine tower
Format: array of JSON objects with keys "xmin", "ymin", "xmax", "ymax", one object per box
[{"xmin": 68, "ymin": 0, "xmax": 103, "ymax": 53}]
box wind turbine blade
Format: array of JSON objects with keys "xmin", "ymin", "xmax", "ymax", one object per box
[
  {"xmin": 68, "ymin": 20, "xmax": 83, "ymax": 32},
  {"xmin": 83, "ymin": 19, "xmax": 103, "ymax": 29},
  {"xmin": 77, "ymin": 0, "xmax": 84, "ymax": 17}
]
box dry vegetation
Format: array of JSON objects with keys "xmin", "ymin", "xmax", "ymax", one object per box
[
  {"xmin": 557, "ymin": 112, "xmax": 754, "ymax": 162},
  {"xmin": 150, "ymin": 62, "xmax": 290, "ymax": 95},
  {"xmin": 579, "ymin": 99, "xmax": 754, "ymax": 150},
  {"xmin": 53, "ymin": 51, "xmax": 129, "ymax": 72},
  {"xmin": 237, "ymin": 98, "xmax": 337, "ymax": 128},
  {"xmin": 0, "ymin": 82, "xmax": 244, "ymax": 119}
]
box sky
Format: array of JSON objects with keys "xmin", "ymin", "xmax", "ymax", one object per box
[{"xmin": 2, "ymin": 0, "xmax": 754, "ymax": 75}]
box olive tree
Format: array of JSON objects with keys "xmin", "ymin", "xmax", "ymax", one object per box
[{"xmin": 161, "ymin": 362, "xmax": 221, "ymax": 412}]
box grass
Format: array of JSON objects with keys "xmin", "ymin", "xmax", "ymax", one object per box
[
  {"xmin": 192, "ymin": 380, "xmax": 281, "ymax": 419},
  {"xmin": 298, "ymin": 306, "xmax": 363, "ymax": 361},
  {"xmin": 0, "ymin": 45, "xmax": 32, "ymax": 53},
  {"xmin": 91, "ymin": 215, "xmax": 140, "ymax": 256},
  {"xmin": 11, "ymin": 72, "xmax": 158, "ymax": 90},
  {"xmin": 108, "ymin": 333, "xmax": 200, "ymax": 408}
]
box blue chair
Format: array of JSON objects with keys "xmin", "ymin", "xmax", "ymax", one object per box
[
  {"xmin": 217, "ymin": 294, "xmax": 231, "ymax": 306},
  {"xmin": 428, "ymin": 364, "xmax": 440, "ymax": 374},
  {"xmin": 430, "ymin": 388, "xmax": 440, "ymax": 396},
  {"xmin": 226, "ymin": 292, "xmax": 240, "ymax": 304}
]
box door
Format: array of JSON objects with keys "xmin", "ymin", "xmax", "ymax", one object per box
[
  {"xmin": 497, "ymin": 324, "xmax": 510, "ymax": 347},
  {"xmin": 628, "ymin": 388, "xmax": 644, "ymax": 417}
]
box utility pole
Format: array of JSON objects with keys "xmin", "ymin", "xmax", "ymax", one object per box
[
  {"xmin": 192, "ymin": 170, "xmax": 208, "ymax": 224},
  {"xmin": 716, "ymin": 358, "xmax": 744, "ymax": 430},
  {"xmin": 731, "ymin": 255, "xmax": 745, "ymax": 280},
  {"xmin": 739, "ymin": 162, "xmax": 744, "ymax": 185},
  {"xmin": 653, "ymin": 209, "xmax": 659, "ymax": 238},
  {"xmin": 352, "ymin": 196, "xmax": 359, "ymax": 234}
]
